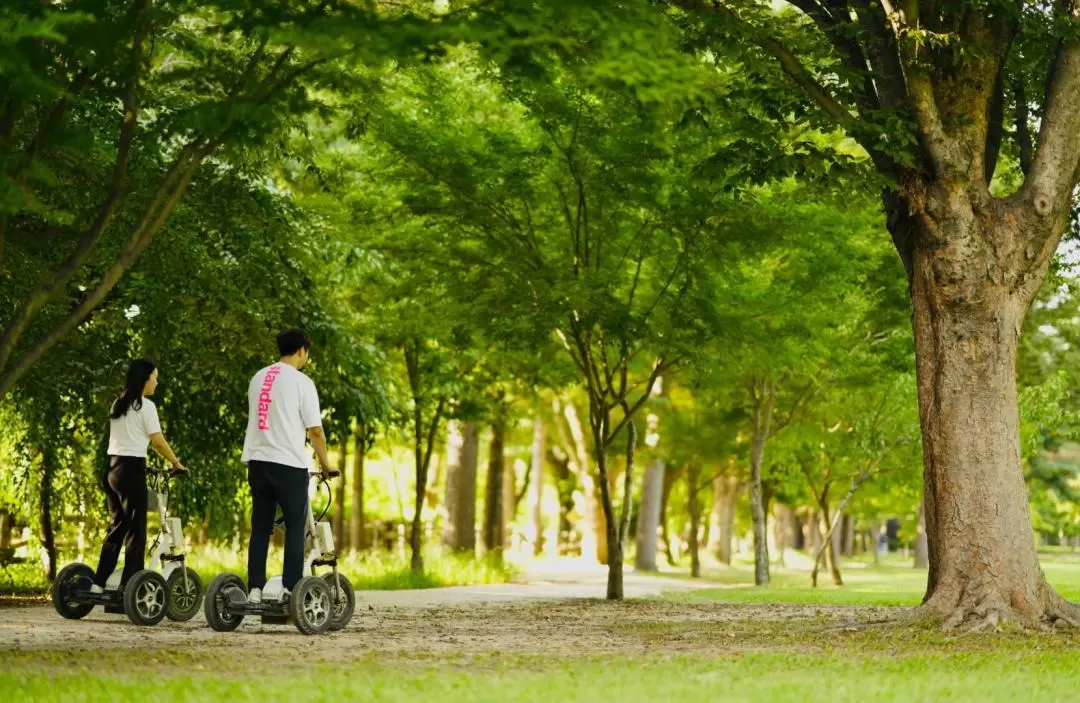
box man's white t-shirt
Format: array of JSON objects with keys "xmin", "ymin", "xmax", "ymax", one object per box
[
  {"xmin": 241, "ymin": 363, "xmax": 322, "ymax": 470},
  {"xmin": 108, "ymin": 397, "xmax": 162, "ymax": 458}
]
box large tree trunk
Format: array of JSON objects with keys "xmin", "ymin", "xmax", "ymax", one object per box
[
  {"xmin": 708, "ymin": 474, "xmax": 740, "ymax": 565},
  {"xmin": 349, "ymin": 422, "xmax": 367, "ymax": 551},
  {"xmin": 443, "ymin": 421, "xmax": 479, "ymax": 554},
  {"xmin": 914, "ymin": 499, "xmax": 929, "ymax": 569},
  {"xmin": 530, "ymin": 417, "xmax": 546, "ymax": 556},
  {"xmin": 483, "ymin": 420, "xmax": 506, "ymax": 565},
  {"xmin": 909, "ymin": 213, "xmax": 1076, "ymax": 626},
  {"xmin": 635, "ymin": 458, "xmax": 664, "ymax": 571}
]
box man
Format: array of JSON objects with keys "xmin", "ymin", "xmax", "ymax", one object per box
[{"xmin": 241, "ymin": 328, "xmax": 334, "ymax": 604}]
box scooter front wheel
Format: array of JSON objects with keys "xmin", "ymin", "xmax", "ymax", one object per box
[
  {"xmin": 166, "ymin": 567, "xmax": 204, "ymax": 622},
  {"xmin": 290, "ymin": 576, "xmax": 332, "ymax": 635},
  {"xmin": 124, "ymin": 570, "xmax": 169, "ymax": 626}
]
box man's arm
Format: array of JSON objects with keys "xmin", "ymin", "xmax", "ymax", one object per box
[{"xmin": 307, "ymin": 426, "xmax": 335, "ymax": 476}]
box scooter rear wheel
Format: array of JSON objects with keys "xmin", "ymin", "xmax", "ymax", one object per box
[
  {"xmin": 204, "ymin": 573, "xmax": 246, "ymax": 632},
  {"xmin": 52, "ymin": 563, "xmax": 95, "ymax": 620}
]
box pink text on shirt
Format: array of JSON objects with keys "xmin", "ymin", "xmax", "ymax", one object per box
[{"xmin": 257, "ymin": 365, "xmax": 282, "ymax": 431}]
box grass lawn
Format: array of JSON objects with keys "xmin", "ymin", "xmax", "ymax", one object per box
[
  {"xmin": 6, "ymin": 651, "xmax": 1080, "ymax": 703},
  {"xmin": 661, "ymin": 550, "xmax": 1080, "ymax": 606}
]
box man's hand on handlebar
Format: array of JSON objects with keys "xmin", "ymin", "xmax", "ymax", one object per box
[
  {"xmin": 170, "ymin": 461, "xmax": 188, "ymax": 477},
  {"xmin": 319, "ymin": 463, "xmax": 340, "ymax": 479}
]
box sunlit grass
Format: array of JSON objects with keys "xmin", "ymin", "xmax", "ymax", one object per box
[
  {"xmin": 0, "ymin": 547, "xmax": 515, "ymax": 597},
  {"xmin": 7, "ymin": 651, "xmax": 1080, "ymax": 703},
  {"xmin": 661, "ymin": 550, "xmax": 1080, "ymax": 607},
  {"xmin": 190, "ymin": 545, "xmax": 517, "ymax": 591}
]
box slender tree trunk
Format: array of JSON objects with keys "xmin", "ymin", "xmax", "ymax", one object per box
[
  {"xmin": 688, "ymin": 464, "xmax": 702, "ymax": 578},
  {"xmin": 562, "ymin": 401, "xmax": 602, "ymax": 563},
  {"xmin": 841, "ymin": 514, "xmax": 855, "ymax": 558},
  {"xmin": 660, "ymin": 467, "xmax": 678, "ymax": 566},
  {"xmin": 443, "ymin": 421, "xmax": 479, "ymax": 554},
  {"xmin": 709, "ymin": 475, "xmax": 740, "ymax": 565},
  {"xmin": 635, "ymin": 458, "xmax": 664, "ymax": 571},
  {"xmin": 39, "ymin": 448, "xmax": 57, "ymax": 581},
  {"xmin": 332, "ymin": 437, "xmax": 347, "ymax": 550},
  {"xmin": 404, "ymin": 342, "xmax": 445, "ymax": 574},
  {"xmin": 483, "ymin": 420, "xmax": 506, "ymax": 565},
  {"xmin": 530, "ymin": 417, "xmax": 546, "ymax": 557},
  {"xmin": 349, "ymin": 422, "xmax": 367, "ymax": 551},
  {"xmin": 749, "ymin": 378, "xmax": 775, "ymax": 585},
  {"xmin": 914, "ymin": 499, "xmax": 929, "ymax": 569}
]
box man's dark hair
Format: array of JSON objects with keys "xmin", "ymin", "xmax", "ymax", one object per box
[{"xmin": 277, "ymin": 328, "xmax": 312, "ymax": 357}]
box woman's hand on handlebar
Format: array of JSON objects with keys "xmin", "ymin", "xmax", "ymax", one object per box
[{"xmin": 170, "ymin": 461, "xmax": 188, "ymax": 476}]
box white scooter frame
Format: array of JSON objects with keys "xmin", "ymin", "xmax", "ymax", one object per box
[
  {"xmin": 52, "ymin": 467, "xmax": 204, "ymax": 626},
  {"xmin": 204, "ymin": 472, "xmax": 355, "ymax": 635}
]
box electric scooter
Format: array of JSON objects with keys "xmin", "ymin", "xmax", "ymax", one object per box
[
  {"xmin": 204, "ymin": 471, "xmax": 355, "ymax": 636},
  {"xmin": 51, "ymin": 467, "xmax": 204, "ymax": 626}
]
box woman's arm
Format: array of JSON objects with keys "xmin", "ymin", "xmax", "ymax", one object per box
[{"xmin": 149, "ymin": 433, "xmax": 184, "ymax": 469}]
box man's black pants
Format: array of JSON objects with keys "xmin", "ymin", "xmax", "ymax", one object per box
[
  {"xmin": 247, "ymin": 460, "xmax": 308, "ymax": 591},
  {"xmin": 94, "ymin": 455, "xmax": 148, "ymax": 587}
]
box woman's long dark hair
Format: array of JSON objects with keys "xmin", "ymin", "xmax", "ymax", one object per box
[{"xmin": 111, "ymin": 359, "xmax": 156, "ymax": 419}]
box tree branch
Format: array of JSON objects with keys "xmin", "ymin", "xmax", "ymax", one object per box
[
  {"xmin": 1013, "ymin": 76, "xmax": 1033, "ymax": 176},
  {"xmin": 0, "ymin": 5, "xmax": 151, "ymax": 380},
  {"xmin": 1022, "ymin": 0, "xmax": 1080, "ymax": 223},
  {"xmin": 0, "ymin": 149, "xmax": 204, "ymax": 397}
]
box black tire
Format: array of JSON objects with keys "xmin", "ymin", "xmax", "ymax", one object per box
[
  {"xmin": 166, "ymin": 567, "xmax": 203, "ymax": 622},
  {"xmin": 204, "ymin": 573, "xmax": 246, "ymax": 632},
  {"xmin": 52, "ymin": 563, "xmax": 95, "ymax": 620},
  {"xmin": 289, "ymin": 576, "xmax": 332, "ymax": 635},
  {"xmin": 322, "ymin": 572, "xmax": 355, "ymax": 631},
  {"xmin": 123, "ymin": 570, "xmax": 169, "ymax": 626}
]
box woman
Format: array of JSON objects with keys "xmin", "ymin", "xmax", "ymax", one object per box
[{"xmin": 91, "ymin": 359, "xmax": 185, "ymax": 593}]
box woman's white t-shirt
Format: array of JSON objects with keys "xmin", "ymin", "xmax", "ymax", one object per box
[{"xmin": 107, "ymin": 397, "xmax": 162, "ymax": 458}]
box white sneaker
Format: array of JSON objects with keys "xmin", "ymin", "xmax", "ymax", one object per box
[
  {"xmin": 248, "ymin": 587, "xmax": 262, "ymax": 604},
  {"xmin": 89, "ymin": 584, "xmax": 104, "ymax": 595}
]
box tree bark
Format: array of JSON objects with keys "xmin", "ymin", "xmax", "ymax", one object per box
[
  {"xmin": 405, "ymin": 341, "xmax": 446, "ymax": 574},
  {"xmin": 841, "ymin": 514, "xmax": 855, "ymax": 558},
  {"xmin": 660, "ymin": 466, "xmax": 678, "ymax": 566},
  {"xmin": 749, "ymin": 378, "xmax": 775, "ymax": 585},
  {"xmin": 349, "ymin": 421, "xmax": 367, "ymax": 551},
  {"xmin": 909, "ymin": 212, "xmax": 1078, "ymax": 626},
  {"xmin": 443, "ymin": 421, "xmax": 479, "ymax": 554},
  {"xmin": 39, "ymin": 448, "xmax": 57, "ymax": 581},
  {"xmin": 530, "ymin": 417, "xmax": 546, "ymax": 556},
  {"xmin": 688, "ymin": 464, "xmax": 702, "ymax": 578},
  {"xmin": 560, "ymin": 400, "xmax": 603, "ymax": 563},
  {"xmin": 914, "ymin": 499, "xmax": 929, "ymax": 569},
  {"xmin": 483, "ymin": 420, "xmax": 506, "ymax": 565},
  {"xmin": 332, "ymin": 437, "xmax": 347, "ymax": 550},
  {"xmin": 635, "ymin": 458, "xmax": 665, "ymax": 571},
  {"xmin": 708, "ymin": 474, "xmax": 740, "ymax": 565}
]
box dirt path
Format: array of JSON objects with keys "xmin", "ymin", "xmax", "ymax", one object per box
[{"xmin": 0, "ymin": 571, "xmax": 908, "ymax": 666}]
